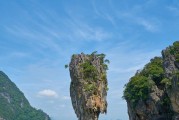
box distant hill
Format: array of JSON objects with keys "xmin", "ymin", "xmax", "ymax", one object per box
[{"xmin": 0, "ymin": 71, "xmax": 51, "ymax": 120}]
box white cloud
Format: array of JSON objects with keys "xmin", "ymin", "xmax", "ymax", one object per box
[
  {"xmin": 4, "ymin": 25, "xmax": 63, "ymax": 54},
  {"xmin": 38, "ymin": 89, "xmax": 58, "ymax": 98}
]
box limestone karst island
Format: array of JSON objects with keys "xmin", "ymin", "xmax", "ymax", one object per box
[
  {"xmin": 68, "ymin": 52, "xmax": 109, "ymax": 120},
  {"xmin": 1, "ymin": 41, "xmax": 179, "ymax": 120},
  {"xmin": 1, "ymin": 0, "xmax": 179, "ymax": 119},
  {"xmin": 123, "ymin": 41, "xmax": 179, "ymax": 120}
]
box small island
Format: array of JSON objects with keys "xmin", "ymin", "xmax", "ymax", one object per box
[{"xmin": 68, "ymin": 52, "xmax": 109, "ymax": 120}]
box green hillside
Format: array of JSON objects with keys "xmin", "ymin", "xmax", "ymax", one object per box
[{"xmin": 0, "ymin": 71, "xmax": 51, "ymax": 120}]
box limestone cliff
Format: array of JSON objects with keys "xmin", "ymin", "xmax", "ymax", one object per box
[
  {"xmin": 124, "ymin": 41, "xmax": 179, "ymax": 120},
  {"xmin": 0, "ymin": 71, "xmax": 51, "ymax": 120},
  {"xmin": 69, "ymin": 52, "xmax": 109, "ymax": 120},
  {"xmin": 162, "ymin": 41, "xmax": 179, "ymax": 119}
]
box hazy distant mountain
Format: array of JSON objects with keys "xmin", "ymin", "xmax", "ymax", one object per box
[{"xmin": 0, "ymin": 71, "xmax": 51, "ymax": 120}]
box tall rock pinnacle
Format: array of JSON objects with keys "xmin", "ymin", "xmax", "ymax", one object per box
[{"xmin": 69, "ymin": 52, "xmax": 109, "ymax": 120}]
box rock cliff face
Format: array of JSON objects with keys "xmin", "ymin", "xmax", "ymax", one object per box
[
  {"xmin": 162, "ymin": 42, "xmax": 179, "ymax": 119},
  {"xmin": 0, "ymin": 71, "xmax": 51, "ymax": 120},
  {"xmin": 124, "ymin": 41, "xmax": 179, "ymax": 120},
  {"xmin": 69, "ymin": 52, "xmax": 108, "ymax": 120}
]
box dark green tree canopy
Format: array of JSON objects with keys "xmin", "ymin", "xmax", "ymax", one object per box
[{"xmin": 123, "ymin": 57, "xmax": 166, "ymax": 105}]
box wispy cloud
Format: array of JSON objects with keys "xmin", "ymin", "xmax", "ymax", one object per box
[
  {"xmin": 64, "ymin": 12, "xmax": 112, "ymax": 42},
  {"xmin": 0, "ymin": 51, "xmax": 29, "ymax": 61},
  {"xmin": 38, "ymin": 89, "xmax": 58, "ymax": 98},
  {"xmin": 136, "ymin": 17, "xmax": 159, "ymax": 32},
  {"xmin": 92, "ymin": 0, "xmax": 116, "ymax": 26},
  {"xmin": 104, "ymin": 41, "xmax": 161, "ymax": 88},
  {"xmin": 92, "ymin": 0, "xmax": 160, "ymax": 32},
  {"xmin": 167, "ymin": 6, "xmax": 179, "ymax": 16},
  {"xmin": 3, "ymin": 26, "xmax": 72, "ymax": 63},
  {"xmin": 4, "ymin": 0, "xmax": 113, "ymax": 44},
  {"xmin": 118, "ymin": 10, "xmax": 160, "ymax": 32},
  {"xmin": 73, "ymin": 24, "xmax": 111, "ymax": 41}
]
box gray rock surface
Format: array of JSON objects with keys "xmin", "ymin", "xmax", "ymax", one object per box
[
  {"xmin": 127, "ymin": 84, "xmax": 169, "ymax": 120},
  {"xmin": 69, "ymin": 53, "xmax": 108, "ymax": 120},
  {"xmin": 162, "ymin": 46, "xmax": 179, "ymax": 119}
]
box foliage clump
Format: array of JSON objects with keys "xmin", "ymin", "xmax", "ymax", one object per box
[
  {"xmin": 160, "ymin": 78, "xmax": 172, "ymax": 87},
  {"xmin": 79, "ymin": 51, "xmax": 109, "ymax": 93},
  {"xmin": 140, "ymin": 57, "xmax": 164, "ymax": 85},
  {"xmin": 84, "ymin": 83, "xmax": 97, "ymax": 92},
  {"xmin": 123, "ymin": 75, "xmax": 152, "ymax": 105},
  {"xmin": 169, "ymin": 41, "xmax": 179, "ymax": 62},
  {"xmin": 81, "ymin": 61, "xmax": 97, "ymax": 80},
  {"xmin": 65, "ymin": 64, "xmax": 68, "ymax": 69}
]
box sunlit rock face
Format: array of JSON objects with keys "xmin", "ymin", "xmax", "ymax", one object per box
[{"xmin": 69, "ymin": 53, "xmax": 108, "ymax": 120}]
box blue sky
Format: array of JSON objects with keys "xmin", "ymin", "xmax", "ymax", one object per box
[{"xmin": 0, "ymin": 0, "xmax": 179, "ymax": 120}]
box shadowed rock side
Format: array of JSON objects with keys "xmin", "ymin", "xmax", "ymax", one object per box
[
  {"xmin": 124, "ymin": 41, "xmax": 179, "ymax": 120},
  {"xmin": 162, "ymin": 41, "xmax": 179, "ymax": 119},
  {"xmin": 69, "ymin": 53, "xmax": 108, "ymax": 120}
]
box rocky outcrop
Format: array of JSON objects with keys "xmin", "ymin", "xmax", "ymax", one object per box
[
  {"xmin": 127, "ymin": 84, "xmax": 171, "ymax": 120},
  {"xmin": 162, "ymin": 42, "xmax": 179, "ymax": 119},
  {"xmin": 69, "ymin": 53, "xmax": 108, "ymax": 120},
  {"xmin": 124, "ymin": 41, "xmax": 179, "ymax": 120}
]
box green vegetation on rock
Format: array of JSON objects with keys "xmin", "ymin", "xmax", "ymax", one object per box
[
  {"xmin": 123, "ymin": 41, "xmax": 179, "ymax": 120},
  {"xmin": 81, "ymin": 61, "xmax": 98, "ymax": 80},
  {"xmin": 123, "ymin": 57, "xmax": 166, "ymax": 105},
  {"xmin": 140, "ymin": 57, "xmax": 164, "ymax": 85},
  {"xmin": 169, "ymin": 41, "xmax": 179, "ymax": 62},
  {"xmin": 84, "ymin": 83, "xmax": 97, "ymax": 92},
  {"xmin": 161, "ymin": 78, "xmax": 172, "ymax": 87},
  {"xmin": 78, "ymin": 51, "xmax": 109, "ymax": 93},
  {"xmin": 0, "ymin": 71, "xmax": 50, "ymax": 120},
  {"xmin": 123, "ymin": 75, "xmax": 152, "ymax": 105}
]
